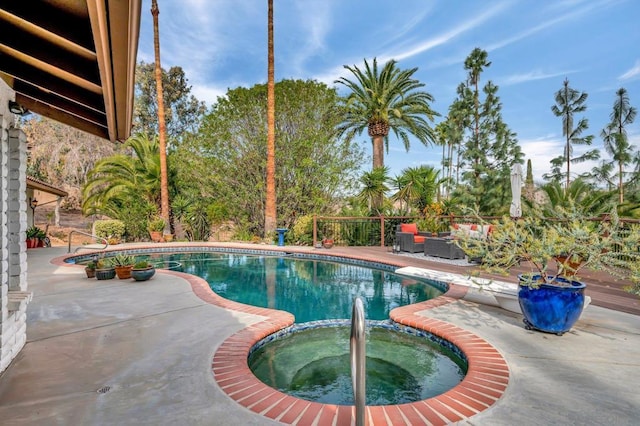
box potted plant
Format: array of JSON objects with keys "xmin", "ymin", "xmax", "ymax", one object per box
[
  {"xmin": 95, "ymin": 257, "xmax": 116, "ymax": 280},
  {"xmin": 456, "ymin": 207, "xmax": 640, "ymax": 335},
  {"xmin": 85, "ymin": 260, "xmax": 97, "ymax": 278},
  {"xmin": 148, "ymin": 217, "xmax": 166, "ymax": 242},
  {"xmin": 26, "ymin": 226, "xmax": 40, "ymax": 248},
  {"xmin": 112, "ymin": 253, "xmax": 136, "ymax": 279},
  {"xmin": 131, "ymin": 260, "xmax": 156, "ymax": 281}
]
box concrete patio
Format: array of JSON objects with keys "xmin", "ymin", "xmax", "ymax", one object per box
[{"xmin": 0, "ymin": 245, "xmax": 638, "ymax": 425}]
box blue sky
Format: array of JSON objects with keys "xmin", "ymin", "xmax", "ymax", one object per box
[{"xmin": 137, "ymin": 0, "xmax": 640, "ymax": 183}]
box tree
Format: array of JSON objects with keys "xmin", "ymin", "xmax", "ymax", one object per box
[
  {"xmin": 392, "ymin": 165, "xmax": 442, "ymax": 213},
  {"xmin": 532, "ymin": 178, "xmax": 615, "ymax": 216},
  {"xmin": 177, "ymin": 79, "xmax": 364, "ymax": 236},
  {"xmin": 601, "ymin": 87, "xmax": 637, "ymax": 203},
  {"xmin": 133, "ymin": 62, "xmax": 206, "ymax": 141},
  {"xmin": 451, "ymin": 49, "xmax": 523, "ymax": 215},
  {"xmin": 358, "ymin": 167, "xmax": 390, "ymax": 214},
  {"xmin": 151, "ymin": 0, "xmax": 171, "ymax": 235},
  {"xmin": 587, "ymin": 160, "xmax": 615, "ymax": 191},
  {"xmin": 264, "ymin": 0, "xmax": 277, "ymax": 237},
  {"xmin": 334, "ymin": 58, "xmax": 438, "ymax": 170},
  {"xmin": 24, "ymin": 117, "xmax": 119, "ymax": 207},
  {"xmin": 550, "ymin": 78, "xmax": 598, "ymax": 190},
  {"xmin": 81, "ymin": 134, "xmax": 177, "ymax": 239},
  {"xmin": 523, "ymin": 158, "xmax": 536, "ymax": 202},
  {"xmin": 464, "ymin": 47, "xmax": 491, "ymax": 158}
]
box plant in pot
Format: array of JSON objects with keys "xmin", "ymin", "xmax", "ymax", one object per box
[
  {"xmin": 112, "ymin": 253, "xmax": 136, "ymax": 279},
  {"xmin": 84, "ymin": 260, "xmax": 97, "ymax": 278},
  {"xmin": 456, "ymin": 206, "xmax": 640, "ymax": 335},
  {"xmin": 26, "ymin": 226, "xmax": 40, "ymax": 248},
  {"xmin": 131, "ymin": 260, "xmax": 156, "ymax": 282},
  {"xmin": 148, "ymin": 217, "xmax": 166, "ymax": 242},
  {"xmin": 95, "ymin": 257, "xmax": 116, "ymax": 280}
]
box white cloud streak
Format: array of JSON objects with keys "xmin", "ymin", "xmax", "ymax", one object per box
[
  {"xmin": 619, "ymin": 60, "xmax": 640, "ymax": 81},
  {"xmin": 502, "ymin": 69, "xmax": 577, "ymax": 86},
  {"xmin": 378, "ymin": 2, "xmax": 510, "ymax": 63}
]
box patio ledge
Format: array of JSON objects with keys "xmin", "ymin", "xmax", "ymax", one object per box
[{"xmin": 7, "ymin": 291, "xmax": 33, "ymax": 312}]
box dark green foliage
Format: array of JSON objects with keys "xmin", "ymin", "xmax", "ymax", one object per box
[
  {"xmin": 174, "ymin": 79, "xmax": 364, "ymax": 237},
  {"xmin": 449, "ymin": 49, "xmax": 524, "ymax": 215},
  {"xmin": 133, "ymin": 62, "xmax": 206, "ymax": 143}
]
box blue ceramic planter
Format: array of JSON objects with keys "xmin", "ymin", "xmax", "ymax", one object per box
[
  {"xmin": 518, "ymin": 274, "xmax": 586, "ymax": 335},
  {"xmin": 131, "ymin": 267, "xmax": 155, "ymax": 281},
  {"xmin": 95, "ymin": 268, "xmax": 116, "ymax": 280}
]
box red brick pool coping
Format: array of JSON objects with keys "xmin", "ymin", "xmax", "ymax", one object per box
[{"xmin": 56, "ymin": 245, "xmax": 509, "ymax": 425}]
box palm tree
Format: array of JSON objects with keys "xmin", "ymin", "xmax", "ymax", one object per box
[
  {"xmin": 392, "ymin": 165, "xmax": 442, "ymax": 213},
  {"xmin": 588, "ymin": 160, "xmax": 615, "ymax": 191},
  {"xmin": 151, "ymin": 0, "xmax": 171, "ymax": 235},
  {"xmin": 82, "ymin": 134, "xmax": 163, "ymax": 218},
  {"xmin": 601, "ymin": 87, "xmax": 637, "ymax": 203},
  {"xmin": 531, "ymin": 178, "xmax": 615, "ymax": 216},
  {"xmin": 358, "ymin": 166, "xmax": 390, "ymax": 214},
  {"xmin": 335, "ymin": 58, "xmax": 438, "ymax": 170},
  {"xmin": 551, "ymin": 78, "xmax": 597, "ymax": 191},
  {"xmin": 264, "ymin": 0, "xmax": 277, "ymax": 237}
]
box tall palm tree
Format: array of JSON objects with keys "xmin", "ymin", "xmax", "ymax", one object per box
[
  {"xmin": 551, "ymin": 78, "xmax": 597, "ymax": 191},
  {"xmin": 335, "ymin": 58, "xmax": 438, "ymax": 170},
  {"xmin": 151, "ymin": 0, "xmax": 170, "ymax": 234},
  {"xmin": 601, "ymin": 87, "xmax": 637, "ymax": 203},
  {"xmin": 264, "ymin": 0, "xmax": 277, "ymax": 237}
]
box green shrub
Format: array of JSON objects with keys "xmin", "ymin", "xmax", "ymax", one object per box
[
  {"xmin": 291, "ymin": 215, "xmax": 314, "ymax": 245},
  {"xmin": 133, "ymin": 260, "xmax": 152, "ymax": 269},
  {"xmin": 94, "ymin": 220, "xmax": 125, "ymax": 240},
  {"xmin": 148, "ymin": 217, "xmax": 166, "ymax": 232}
]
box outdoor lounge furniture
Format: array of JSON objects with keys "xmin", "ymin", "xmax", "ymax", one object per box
[
  {"xmin": 395, "ymin": 223, "xmax": 429, "ymax": 253},
  {"xmin": 424, "ymin": 237, "xmax": 466, "ymax": 259},
  {"xmin": 451, "ymin": 223, "xmax": 494, "ymax": 240}
]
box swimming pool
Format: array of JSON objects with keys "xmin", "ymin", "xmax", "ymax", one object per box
[
  {"xmin": 64, "ymin": 246, "xmax": 509, "ymax": 423},
  {"xmin": 136, "ymin": 251, "xmax": 445, "ymax": 322}
]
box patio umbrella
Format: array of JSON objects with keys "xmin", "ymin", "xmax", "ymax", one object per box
[{"xmin": 510, "ymin": 164, "xmax": 523, "ymax": 218}]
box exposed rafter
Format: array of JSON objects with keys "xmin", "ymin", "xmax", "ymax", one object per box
[{"xmin": 0, "ymin": 0, "xmax": 141, "ymax": 142}]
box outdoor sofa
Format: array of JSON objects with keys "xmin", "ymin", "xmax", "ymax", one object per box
[{"xmin": 395, "ymin": 223, "xmax": 429, "ymax": 253}]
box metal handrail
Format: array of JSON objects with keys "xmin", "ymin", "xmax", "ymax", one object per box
[
  {"xmin": 350, "ymin": 297, "xmax": 366, "ymax": 426},
  {"xmin": 67, "ymin": 230, "xmax": 108, "ymax": 253}
]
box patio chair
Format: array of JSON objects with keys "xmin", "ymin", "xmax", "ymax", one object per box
[{"xmin": 395, "ymin": 223, "xmax": 429, "ymax": 253}]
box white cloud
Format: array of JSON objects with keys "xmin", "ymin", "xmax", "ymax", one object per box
[
  {"xmin": 487, "ymin": 0, "xmax": 621, "ymax": 51},
  {"xmin": 520, "ymin": 137, "xmax": 600, "ymax": 183},
  {"xmin": 619, "ymin": 60, "xmax": 640, "ymax": 81},
  {"xmin": 379, "ymin": 2, "xmax": 510, "ymax": 63},
  {"xmin": 191, "ymin": 83, "xmax": 229, "ymax": 106},
  {"xmin": 502, "ymin": 69, "xmax": 576, "ymax": 86}
]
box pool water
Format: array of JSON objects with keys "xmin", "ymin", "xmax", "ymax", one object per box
[
  {"xmin": 249, "ymin": 326, "xmax": 466, "ymax": 405},
  {"xmin": 142, "ymin": 252, "xmax": 445, "ymax": 322}
]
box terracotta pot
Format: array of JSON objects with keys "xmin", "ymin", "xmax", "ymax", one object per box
[
  {"xmin": 85, "ymin": 267, "xmax": 96, "ymax": 278},
  {"xmin": 115, "ymin": 265, "xmax": 133, "ymax": 279},
  {"xmin": 149, "ymin": 231, "xmax": 163, "ymax": 242},
  {"xmin": 322, "ymin": 239, "xmax": 334, "ymax": 249}
]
